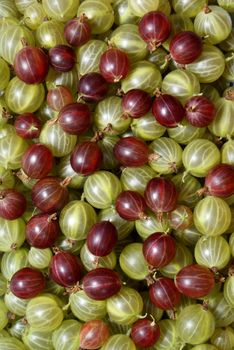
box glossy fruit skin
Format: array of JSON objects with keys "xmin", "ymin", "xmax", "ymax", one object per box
[
  {"xmin": 31, "ymin": 177, "xmax": 69, "ymax": 213},
  {"xmin": 64, "ymin": 16, "xmax": 91, "ymax": 47},
  {"xmin": 169, "ymin": 205, "xmax": 193, "ymax": 231},
  {"xmin": 49, "ymin": 251, "xmax": 83, "ymax": 287},
  {"xmin": 131, "ymin": 318, "xmax": 161, "ymax": 348},
  {"xmin": 122, "ymin": 89, "xmax": 152, "ymax": 118},
  {"xmin": 115, "ymin": 190, "xmax": 147, "ymax": 221},
  {"xmin": 152, "ymin": 94, "xmax": 185, "ymax": 127},
  {"xmin": 143, "ymin": 232, "xmax": 176, "ymax": 268},
  {"xmin": 175, "ymin": 264, "xmax": 215, "ymax": 298},
  {"xmin": 87, "ymin": 221, "xmax": 118, "ymax": 257},
  {"xmin": 99, "ymin": 47, "xmax": 130, "ymax": 83},
  {"xmin": 78, "ymin": 72, "xmax": 108, "ymax": 103},
  {"xmin": 169, "ymin": 31, "xmax": 203, "ymax": 64},
  {"xmin": 193, "ymin": 196, "xmax": 231, "ymax": 237},
  {"xmin": 49, "ymin": 45, "xmax": 76, "ymax": 72},
  {"xmin": 83, "ymin": 268, "xmax": 122, "ymax": 300},
  {"xmin": 26, "ymin": 213, "xmax": 59, "ymax": 248},
  {"xmin": 149, "ymin": 277, "xmax": 181, "ymax": 310},
  {"xmin": 10, "ymin": 267, "xmax": 46, "ymax": 299},
  {"xmin": 185, "ymin": 95, "xmax": 216, "ymax": 127},
  {"xmin": 58, "ymin": 102, "xmax": 92, "ymax": 135},
  {"xmin": 22, "ymin": 144, "xmax": 53, "ymax": 179},
  {"xmin": 204, "ymin": 164, "xmax": 234, "ymax": 197},
  {"xmin": 113, "ymin": 136, "xmax": 149, "ymax": 167},
  {"xmin": 139, "ymin": 11, "xmax": 171, "ymax": 52},
  {"xmin": 80, "ymin": 320, "xmax": 110, "ymax": 350},
  {"xmin": 0, "ymin": 189, "xmax": 26, "ymax": 220},
  {"xmin": 176, "ymin": 304, "xmax": 216, "ymax": 345},
  {"xmin": 14, "ymin": 46, "xmax": 49, "ymax": 84},
  {"xmin": 47, "ymin": 85, "xmax": 73, "ymax": 111},
  {"xmin": 14, "ymin": 113, "xmax": 41, "ymax": 139},
  {"xmin": 70, "ymin": 141, "xmax": 103, "ymax": 175},
  {"xmin": 144, "ymin": 177, "xmax": 178, "ymax": 215}
]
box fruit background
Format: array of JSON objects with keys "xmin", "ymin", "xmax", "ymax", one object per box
[{"xmin": 0, "ymin": 0, "xmax": 234, "ymax": 349}]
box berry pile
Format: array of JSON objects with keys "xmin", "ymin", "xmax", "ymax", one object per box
[{"xmin": 0, "ymin": 1, "xmax": 233, "ymax": 350}]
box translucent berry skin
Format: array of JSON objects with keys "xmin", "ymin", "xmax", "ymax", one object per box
[
  {"xmin": 139, "ymin": 11, "xmax": 171, "ymax": 52},
  {"xmin": 185, "ymin": 96, "xmax": 216, "ymax": 127},
  {"xmin": 113, "ymin": 136, "xmax": 149, "ymax": 167},
  {"xmin": 149, "ymin": 277, "xmax": 181, "ymax": 310},
  {"xmin": 49, "ymin": 45, "xmax": 76, "ymax": 72},
  {"xmin": 152, "ymin": 94, "xmax": 185, "ymax": 127},
  {"xmin": 169, "ymin": 205, "xmax": 193, "ymax": 231},
  {"xmin": 70, "ymin": 141, "xmax": 103, "ymax": 175},
  {"xmin": 78, "ymin": 73, "xmax": 108, "ymax": 103},
  {"xmin": 26, "ymin": 213, "xmax": 59, "ymax": 248},
  {"xmin": 144, "ymin": 177, "xmax": 178, "ymax": 215},
  {"xmin": 14, "ymin": 46, "xmax": 49, "ymax": 84},
  {"xmin": 49, "ymin": 251, "xmax": 83, "ymax": 287},
  {"xmin": 169, "ymin": 31, "xmax": 203, "ymax": 65},
  {"xmin": 204, "ymin": 164, "xmax": 234, "ymax": 197},
  {"xmin": 10, "ymin": 267, "xmax": 46, "ymax": 299},
  {"xmin": 0, "ymin": 189, "xmax": 26, "ymax": 220},
  {"xmin": 14, "ymin": 113, "xmax": 41, "ymax": 139},
  {"xmin": 131, "ymin": 318, "xmax": 161, "ymax": 348},
  {"xmin": 83, "ymin": 268, "xmax": 122, "ymax": 300},
  {"xmin": 58, "ymin": 102, "xmax": 92, "ymax": 135},
  {"xmin": 115, "ymin": 190, "xmax": 147, "ymax": 221},
  {"xmin": 122, "ymin": 89, "xmax": 152, "ymax": 118},
  {"xmin": 143, "ymin": 232, "xmax": 176, "ymax": 268},
  {"xmin": 47, "ymin": 85, "xmax": 73, "ymax": 112},
  {"xmin": 80, "ymin": 320, "xmax": 110, "ymax": 350},
  {"xmin": 99, "ymin": 47, "xmax": 130, "ymax": 83},
  {"xmin": 87, "ymin": 221, "xmax": 118, "ymax": 257},
  {"xmin": 31, "ymin": 177, "xmax": 69, "ymax": 213},
  {"xmin": 175, "ymin": 264, "xmax": 215, "ymax": 298},
  {"xmin": 22, "ymin": 144, "xmax": 54, "ymax": 179},
  {"xmin": 64, "ymin": 15, "xmax": 91, "ymax": 47}
]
